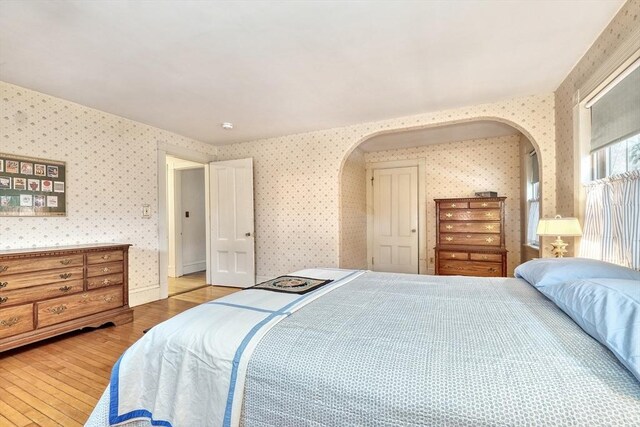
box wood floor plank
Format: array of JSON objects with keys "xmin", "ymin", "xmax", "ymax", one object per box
[{"xmin": 0, "ymin": 285, "xmax": 239, "ymax": 425}]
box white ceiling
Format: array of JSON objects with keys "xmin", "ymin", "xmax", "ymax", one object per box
[
  {"xmin": 0, "ymin": 0, "xmax": 623, "ymax": 145},
  {"xmin": 359, "ymin": 120, "xmax": 520, "ymax": 153}
]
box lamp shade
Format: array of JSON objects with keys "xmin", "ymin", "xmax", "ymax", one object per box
[{"xmin": 537, "ymin": 215, "xmax": 583, "ymax": 237}]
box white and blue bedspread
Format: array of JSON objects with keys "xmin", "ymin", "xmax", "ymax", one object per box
[{"xmin": 87, "ymin": 271, "xmax": 640, "ymax": 426}]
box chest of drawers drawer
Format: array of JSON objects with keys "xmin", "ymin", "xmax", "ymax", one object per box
[
  {"xmin": 440, "ymin": 209, "xmax": 501, "ymax": 221},
  {"xmin": 37, "ymin": 286, "xmax": 124, "ymax": 328},
  {"xmin": 438, "ymin": 260, "xmax": 503, "ymax": 277},
  {"xmin": 87, "ymin": 250, "xmax": 124, "ymax": 265},
  {"xmin": 0, "ymin": 254, "xmax": 83, "ymax": 277},
  {"xmin": 0, "ymin": 267, "xmax": 84, "ymax": 291},
  {"xmin": 87, "ymin": 273, "xmax": 124, "ymax": 290},
  {"xmin": 470, "ymin": 253, "xmax": 503, "ymax": 262},
  {"xmin": 87, "ymin": 262, "xmax": 124, "ymax": 278},
  {"xmin": 0, "ymin": 279, "xmax": 83, "ymax": 307},
  {"xmin": 440, "ymin": 233, "xmax": 501, "ymax": 246},
  {"xmin": 440, "ymin": 221, "xmax": 501, "ymax": 234},
  {"xmin": 0, "ymin": 304, "xmax": 34, "ymax": 339}
]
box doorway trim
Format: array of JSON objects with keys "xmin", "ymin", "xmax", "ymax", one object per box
[
  {"xmin": 157, "ymin": 142, "xmax": 215, "ymax": 302},
  {"xmin": 366, "ymin": 158, "xmax": 427, "ymax": 274}
]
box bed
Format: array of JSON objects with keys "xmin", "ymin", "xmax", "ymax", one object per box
[{"xmin": 86, "ymin": 262, "xmax": 640, "ymax": 427}]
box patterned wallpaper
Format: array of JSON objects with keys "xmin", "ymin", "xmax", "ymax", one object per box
[
  {"xmin": 0, "ymin": 81, "xmax": 217, "ymax": 305},
  {"xmin": 218, "ymin": 93, "xmax": 556, "ymax": 279},
  {"xmin": 364, "ymin": 135, "xmax": 522, "ymax": 275},
  {"xmin": 555, "ymin": 0, "xmax": 640, "ymax": 217},
  {"xmin": 339, "ymin": 148, "xmax": 367, "ymax": 269}
]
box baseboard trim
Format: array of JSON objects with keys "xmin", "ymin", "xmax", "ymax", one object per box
[
  {"xmin": 183, "ymin": 261, "xmax": 206, "ymax": 275},
  {"xmin": 129, "ymin": 284, "xmax": 162, "ymax": 307}
]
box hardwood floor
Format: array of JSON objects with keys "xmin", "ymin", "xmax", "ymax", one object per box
[
  {"xmin": 0, "ymin": 285, "xmax": 240, "ymax": 426},
  {"xmin": 168, "ymin": 271, "xmax": 207, "ymax": 296}
]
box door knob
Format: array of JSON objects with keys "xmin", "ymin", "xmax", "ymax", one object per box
[
  {"xmin": 245, "ymin": 232, "xmax": 251, "ymax": 237},
  {"xmin": 411, "ymin": 229, "xmax": 416, "ymax": 233}
]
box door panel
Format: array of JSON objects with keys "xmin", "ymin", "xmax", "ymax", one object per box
[
  {"xmin": 372, "ymin": 166, "xmax": 419, "ymax": 274},
  {"xmin": 210, "ymin": 158, "xmax": 255, "ymax": 287}
]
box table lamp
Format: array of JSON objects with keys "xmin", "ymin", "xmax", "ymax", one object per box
[{"xmin": 536, "ymin": 215, "xmax": 582, "ymax": 258}]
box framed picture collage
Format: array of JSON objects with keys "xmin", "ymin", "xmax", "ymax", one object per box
[{"xmin": 0, "ymin": 152, "xmax": 66, "ymax": 216}]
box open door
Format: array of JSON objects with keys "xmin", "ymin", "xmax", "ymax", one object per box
[{"xmin": 210, "ymin": 158, "xmax": 255, "ymax": 287}]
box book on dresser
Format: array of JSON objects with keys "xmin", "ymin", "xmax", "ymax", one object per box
[
  {"xmin": 0, "ymin": 243, "xmax": 133, "ymax": 351},
  {"xmin": 434, "ymin": 197, "xmax": 507, "ymax": 277}
]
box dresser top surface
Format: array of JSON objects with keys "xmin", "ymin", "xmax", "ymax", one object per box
[
  {"xmin": 0, "ymin": 243, "xmax": 131, "ymax": 257},
  {"xmin": 434, "ymin": 196, "xmax": 506, "ymax": 203}
]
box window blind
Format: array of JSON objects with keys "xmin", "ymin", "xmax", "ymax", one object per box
[{"xmin": 590, "ymin": 63, "xmax": 640, "ymax": 153}]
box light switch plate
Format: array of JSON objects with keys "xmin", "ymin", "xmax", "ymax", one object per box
[{"xmin": 142, "ymin": 204, "xmax": 151, "ymax": 219}]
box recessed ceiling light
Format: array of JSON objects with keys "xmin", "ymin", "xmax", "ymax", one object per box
[{"xmin": 221, "ymin": 122, "xmax": 233, "ymax": 130}]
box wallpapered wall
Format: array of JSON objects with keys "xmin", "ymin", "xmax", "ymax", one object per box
[
  {"xmin": 0, "ymin": 81, "xmax": 217, "ymax": 305},
  {"xmin": 218, "ymin": 93, "xmax": 556, "ymax": 279},
  {"xmin": 555, "ymin": 0, "xmax": 640, "ymax": 218},
  {"xmin": 364, "ymin": 135, "xmax": 522, "ymax": 275},
  {"xmin": 339, "ymin": 147, "xmax": 367, "ymax": 269}
]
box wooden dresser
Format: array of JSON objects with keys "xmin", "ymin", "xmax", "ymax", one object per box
[
  {"xmin": 434, "ymin": 197, "xmax": 507, "ymax": 277},
  {"xmin": 0, "ymin": 243, "xmax": 133, "ymax": 352}
]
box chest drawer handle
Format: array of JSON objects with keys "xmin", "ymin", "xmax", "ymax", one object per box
[
  {"xmin": 102, "ymin": 267, "xmax": 110, "ymax": 273},
  {"xmin": 0, "ymin": 282, "xmax": 7, "ymax": 288},
  {"xmin": 59, "ymin": 273, "xmax": 72, "ymax": 279},
  {"xmin": 0, "ymin": 296, "xmax": 8, "ymax": 304},
  {"xmin": 450, "ymin": 203, "xmax": 457, "ymax": 208},
  {"xmin": 48, "ymin": 304, "xmax": 67, "ymax": 315},
  {"xmin": 59, "ymin": 259, "xmax": 72, "ymax": 265},
  {"xmin": 488, "ymin": 268, "xmax": 497, "ymax": 273},
  {"xmin": 445, "ymin": 213, "xmax": 453, "ymax": 218},
  {"xmin": 485, "ymin": 212, "xmax": 494, "ymax": 217},
  {"xmin": 445, "ymin": 225, "xmax": 453, "ymax": 230},
  {"xmin": 445, "ymin": 237, "xmax": 453, "ymax": 242},
  {"xmin": 0, "ymin": 266, "xmax": 8, "ymax": 273},
  {"xmin": 485, "ymin": 225, "xmax": 495, "ymax": 230},
  {"xmin": 103, "ymin": 295, "xmax": 115, "ymax": 303},
  {"xmin": 59, "ymin": 285, "xmax": 72, "ymax": 293},
  {"xmin": 1, "ymin": 317, "xmax": 19, "ymax": 327},
  {"xmin": 101, "ymin": 254, "xmax": 111, "ymax": 260},
  {"xmin": 486, "ymin": 237, "xmax": 495, "ymax": 243},
  {"xmin": 102, "ymin": 279, "xmax": 112, "ymax": 286},
  {"xmin": 466, "ymin": 235, "xmax": 472, "ymax": 238},
  {"xmin": 482, "ymin": 255, "xmax": 489, "ymax": 260}
]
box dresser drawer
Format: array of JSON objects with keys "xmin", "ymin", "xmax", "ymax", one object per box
[
  {"xmin": 440, "ymin": 209, "xmax": 501, "ymax": 221},
  {"xmin": 441, "ymin": 201, "xmax": 469, "ymax": 209},
  {"xmin": 440, "ymin": 233, "xmax": 501, "ymax": 246},
  {"xmin": 87, "ymin": 273, "xmax": 123, "ymax": 290},
  {"xmin": 87, "ymin": 262, "xmax": 123, "ymax": 278},
  {"xmin": 0, "ymin": 254, "xmax": 83, "ymax": 277},
  {"xmin": 0, "ymin": 280, "xmax": 83, "ymax": 307},
  {"xmin": 470, "ymin": 253, "xmax": 503, "ymax": 262},
  {"xmin": 87, "ymin": 250, "xmax": 124, "ymax": 265},
  {"xmin": 439, "ymin": 260, "xmax": 503, "ymax": 277},
  {"xmin": 440, "ymin": 221, "xmax": 501, "ymax": 234},
  {"xmin": 0, "ymin": 267, "xmax": 84, "ymax": 291},
  {"xmin": 37, "ymin": 287, "xmax": 123, "ymax": 328},
  {"xmin": 439, "ymin": 251, "xmax": 469, "ymax": 260},
  {"xmin": 0, "ymin": 304, "xmax": 34, "ymax": 339},
  {"xmin": 469, "ymin": 201, "xmax": 502, "ymax": 209}
]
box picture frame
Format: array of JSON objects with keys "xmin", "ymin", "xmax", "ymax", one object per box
[{"xmin": 0, "ymin": 152, "xmax": 66, "ymax": 216}]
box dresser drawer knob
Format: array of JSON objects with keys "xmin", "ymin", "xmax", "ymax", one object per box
[
  {"xmin": 485, "ymin": 212, "xmax": 493, "ymax": 217},
  {"xmin": 488, "ymin": 268, "xmax": 497, "ymax": 273},
  {"xmin": 101, "ymin": 254, "xmax": 111, "ymax": 260},
  {"xmin": 466, "ymin": 235, "xmax": 471, "ymax": 238},
  {"xmin": 445, "ymin": 237, "xmax": 453, "ymax": 242},
  {"xmin": 1, "ymin": 317, "xmax": 19, "ymax": 327},
  {"xmin": 451, "ymin": 254, "xmax": 456, "ymax": 258},
  {"xmin": 450, "ymin": 203, "xmax": 456, "ymax": 208},
  {"xmin": 482, "ymin": 255, "xmax": 489, "ymax": 260},
  {"xmin": 59, "ymin": 273, "xmax": 72, "ymax": 279},
  {"xmin": 48, "ymin": 304, "xmax": 67, "ymax": 315},
  {"xmin": 102, "ymin": 267, "xmax": 110, "ymax": 273},
  {"xmin": 445, "ymin": 225, "xmax": 453, "ymax": 230},
  {"xmin": 102, "ymin": 279, "xmax": 112, "ymax": 286},
  {"xmin": 445, "ymin": 213, "xmax": 453, "ymax": 218},
  {"xmin": 486, "ymin": 237, "xmax": 495, "ymax": 243},
  {"xmin": 0, "ymin": 296, "xmax": 8, "ymax": 304},
  {"xmin": 59, "ymin": 259, "xmax": 72, "ymax": 265},
  {"xmin": 0, "ymin": 282, "xmax": 7, "ymax": 288},
  {"xmin": 103, "ymin": 295, "xmax": 114, "ymax": 303},
  {"xmin": 485, "ymin": 225, "xmax": 495, "ymax": 230},
  {"xmin": 59, "ymin": 285, "xmax": 72, "ymax": 293},
  {"xmin": 0, "ymin": 266, "xmax": 8, "ymax": 273},
  {"xmin": 481, "ymin": 203, "xmax": 488, "ymax": 207}
]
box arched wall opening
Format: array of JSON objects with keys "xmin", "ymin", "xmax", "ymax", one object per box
[{"xmin": 338, "ymin": 118, "xmax": 543, "ymax": 275}]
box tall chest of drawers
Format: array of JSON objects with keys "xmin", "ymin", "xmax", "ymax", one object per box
[
  {"xmin": 434, "ymin": 197, "xmax": 507, "ymax": 277},
  {"xmin": 0, "ymin": 243, "xmax": 133, "ymax": 352}
]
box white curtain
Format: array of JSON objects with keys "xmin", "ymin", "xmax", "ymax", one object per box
[
  {"xmin": 527, "ymin": 182, "xmax": 540, "ymax": 246},
  {"xmin": 581, "ymin": 170, "xmax": 640, "ymax": 269}
]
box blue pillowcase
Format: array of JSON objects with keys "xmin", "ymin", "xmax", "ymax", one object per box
[
  {"xmin": 542, "ymin": 278, "xmax": 640, "ymax": 382},
  {"xmin": 514, "ymin": 257, "xmax": 640, "ymax": 289}
]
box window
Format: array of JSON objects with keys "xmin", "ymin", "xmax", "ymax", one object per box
[
  {"xmin": 592, "ymin": 133, "xmax": 640, "ymax": 180},
  {"xmin": 526, "ymin": 152, "xmax": 540, "ymax": 247}
]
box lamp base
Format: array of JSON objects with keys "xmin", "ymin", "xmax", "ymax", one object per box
[{"xmin": 550, "ymin": 237, "xmax": 568, "ymax": 258}]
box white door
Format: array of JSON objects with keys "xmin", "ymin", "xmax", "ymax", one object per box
[
  {"xmin": 372, "ymin": 166, "xmax": 419, "ymax": 273},
  {"xmin": 210, "ymin": 158, "xmax": 255, "ymax": 287}
]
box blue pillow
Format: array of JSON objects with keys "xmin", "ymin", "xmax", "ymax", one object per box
[
  {"xmin": 542, "ymin": 278, "xmax": 640, "ymax": 382},
  {"xmin": 514, "ymin": 257, "xmax": 640, "ymax": 289}
]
